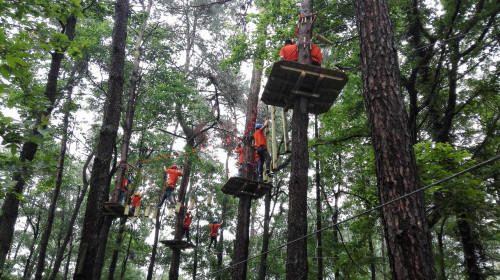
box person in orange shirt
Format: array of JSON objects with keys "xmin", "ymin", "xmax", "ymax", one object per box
[
  {"xmin": 279, "ymin": 39, "xmax": 298, "ymax": 61},
  {"xmin": 279, "ymin": 39, "xmax": 322, "ymax": 66},
  {"xmin": 310, "ymin": 43, "xmax": 323, "ymax": 66},
  {"xmin": 130, "ymin": 192, "xmax": 142, "ymax": 215},
  {"xmin": 183, "ymin": 212, "xmax": 193, "ymax": 243},
  {"xmin": 208, "ymin": 219, "xmax": 223, "ymax": 251},
  {"xmin": 158, "ymin": 165, "xmax": 183, "ymax": 208},
  {"xmin": 118, "ymin": 177, "xmax": 131, "ymax": 203},
  {"xmin": 254, "ymin": 122, "xmax": 274, "ymax": 183},
  {"xmin": 235, "ymin": 144, "xmax": 244, "ymax": 177}
]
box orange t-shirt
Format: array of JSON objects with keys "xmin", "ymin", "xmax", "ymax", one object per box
[
  {"xmin": 120, "ymin": 179, "xmax": 128, "ymax": 191},
  {"xmin": 183, "ymin": 216, "xmax": 192, "ymax": 228},
  {"xmin": 279, "ymin": 44, "xmax": 298, "ymax": 61},
  {"xmin": 254, "ymin": 128, "xmax": 267, "ymax": 148},
  {"xmin": 131, "ymin": 195, "xmax": 141, "ymax": 207},
  {"xmin": 209, "ymin": 223, "xmax": 220, "ymax": 237},
  {"xmin": 235, "ymin": 147, "xmax": 243, "ymax": 164},
  {"xmin": 311, "ymin": 43, "xmax": 322, "ymax": 64},
  {"xmin": 166, "ymin": 169, "xmax": 183, "ymax": 187}
]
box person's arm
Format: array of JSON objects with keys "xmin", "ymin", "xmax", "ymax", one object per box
[
  {"xmin": 163, "ymin": 165, "xmax": 167, "ymax": 172},
  {"xmin": 220, "ymin": 220, "xmax": 224, "ymax": 225}
]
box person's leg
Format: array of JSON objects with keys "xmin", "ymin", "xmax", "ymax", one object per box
[
  {"xmin": 186, "ymin": 228, "xmax": 191, "ymax": 243},
  {"xmin": 158, "ymin": 191, "xmax": 167, "ymax": 207},
  {"xmin": 208, "ymin": 237, "xmax": 214, "ymax": 249},
  {"xmin": 263, "ymin": 148, "xmax": 273, "ymax": 175},
  {"xmin": 257, "ymin": 147, "xmax": 265, "ymax": 182},
  {"xmin": 118, "ymin": 191, "xmax": 125, "ymax": 203},
  {"xmin": 166, "ymin": 188, "xmax": 174, "ymax": 207},
  {"xmin": 214, "ymin": 237, "xmax": 218, "ymax": 250},
  {"xmin": 238, "ymin": 164, "xmax": 243, "ymax": 177}
]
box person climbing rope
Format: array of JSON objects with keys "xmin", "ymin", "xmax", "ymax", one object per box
[
  {"xmin": 158, "ymin": 165, "xmax": 183, "ymax": 208},
  {"xmin": 208, "ymin": 219, "xmax": 223, "ymax": 251},
  {"xmin": 130, "ymin": 192, "xmax": 142, "ymax": 215},
  {"xmin": 235, "ymin": 143, "xmax": 244, "ymax": 177},
  {"xmin": 183, "ymin": 211, "xmax": 193, "ymax": 243},
  {"xmin": 118, "ymin": 177, "xmax": 132, "ymax": 203},
  {"xmin": 254, "ymin": 122, "xmax": 274, "ymax": 182}
]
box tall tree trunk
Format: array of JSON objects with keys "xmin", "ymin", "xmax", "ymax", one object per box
[
  {"xmin": 120, "ymin": 232, "xmax": 133, "ymax": 279},
  {"xmin": 353, "ymin": 0, "xmax": 436, "ymax": 279},
  {"xmin": 73, "ymin": 0, "xmax": 130, "ymax": 278},
  {"xmin": 368, "ymin": 238, "xmax": 376, "ymax": 280},
  {"xmin": 0, "ymin": 14, "xmax": 77, "ymax": 271},
  {"xmin": 168, "ymin": 153, "xmax": 193, "ymax": 280},
  {"xmin": 192, "ymin": 212, "xmax": 201, "ymax": 280},
  {"xmin": 49, "ymin": 152, "xmax": 93, "ymax": 280},
  {"xmin": 286, "ymin": 1, "xmax": 313, "ymax": 279},
  {"xmin": 23, "ymin": 214, "xmax": 41, "ymax": 279},
  {"xmin": 63, "ymin": 239, "xmax": 73, "ymax": 280},
  {"xmin": 437, "ymin": 218, "xmax": 447, "ymax": 280},
  {"xmin": 231, "ymin": 53, "xmax": 263, "ymax": 280},
  {"xmin": 94, "ymin": 1, "xmax": 151, "ymax": 277},
  {"xmin": 258, "ymin": 189, "xmax": 272, "ymax": 279},
  {"xmin": 34, "ymin": 87, "xmax": 73, "ymax": 280},
  {"xmin": 457, "ymin": 214, "xmax": 486, "ymax": 280},
  {"xmin": 333, "ymin": 157, "xmax": 341, "ymax": 279},
  {"xmin": 147, "ymin": 201, "xmax": 162, "ymax": 280},
  {"xmin": 108, "ymin": 215, "xmax": 128, "ymax": 278},
  {"xmin": 314, "ymin": 116, "xmax": 323, "ymax": 280}
]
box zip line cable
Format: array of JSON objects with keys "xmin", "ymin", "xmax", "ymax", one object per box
[{"xmin": 202, "ymin": 154, "xmax": 500, "ymax": 279}]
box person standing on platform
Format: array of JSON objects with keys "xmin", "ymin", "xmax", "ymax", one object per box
[
  {"xmin": 310, "ymin": 42, "xmax": 323, "ymax": 66},
  {"xmin": 208, "ymin": 219, "xmax": 223, "ymax": 251},
  {"xmin": 183, "ymin": 212, "xmax": 193, "ymax": 243},
  {"xmin": 158, "ymin": 165, "xmax": 183, "ymax": 208},
  {"xmin": 279, "ymin": 39, "xmax": 298, "ymax": 61},
  {"xmin": 130, "ymin": 192, "xmax": 142, "ymax": 215},
  {"xmin": 235, "ymin": 144, "xmax": 244, "ymax": 177},
  {"xmin": 118, "ymin": 177, "xmax": 131, "ymax": 203},
  {"xmin": 254, "ymin": 122, "xmax": 274, "ymax": 182}
]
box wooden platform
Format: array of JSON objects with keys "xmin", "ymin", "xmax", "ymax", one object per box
[
  {"xmin": 103, "ymin": 202, "xmax": 127, "ymax": 217},
  {"xmin": 160, "ymin": 240, "xmax": 195, "ymax": 249},
  {"xmin": 221, "ymin": 177, "xmax": 273, "ymax": 199},
  {"xmin": 262, "ymin": 60, "xmax": 348, "ymax": 114}
]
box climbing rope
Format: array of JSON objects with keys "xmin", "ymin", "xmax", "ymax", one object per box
[{"xmin": 201, "ymin": 154, "xmax": 500, "ymax": 279}]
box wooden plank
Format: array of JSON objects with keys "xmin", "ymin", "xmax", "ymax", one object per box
[{"xmin": 160, "ymin": 240, "xmax": 195, "ymax": 249}]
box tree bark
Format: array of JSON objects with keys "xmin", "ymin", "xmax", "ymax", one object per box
[
  {"xmin": 457, "ymin": 214, "xmax": 486, "ymax": 280},
  {"xmin": 73, "ymin": 0, "xmax": 129, "ymax": 278},
  {"xmin": 231, "ymin": 51, "xmax": 263, "ymax": 280},
  {"xmin": 314, "ymin": 116, "xmax": 323, "ymax": 280},
  {"xmin": 258, "ymin": 189, "xmax": 272, "ymax": 279},
  {"xmin": 146, "ymin": 198, "xmax": 162, "ymax": 280},
  {"xmin": 353, "ymin": 0, "xmax": 436, "ymax": 279},
  {"xmin": 34, "ymin": 86, "xmax": 73, "ymax": 280},
  {"xmin": 286, "ymin": 1, "xmax": 313, "ymax": 278},
  {"xmin": 49, "ymin": 152, "xmax": 93, "ymax": 280},
  {"xmin": 22, "ymin": 214, "xmax": 41, "ymax": 279},
  {"xmin": 0, "ymin": 14, "xmax": 77, "ymax": 271}
]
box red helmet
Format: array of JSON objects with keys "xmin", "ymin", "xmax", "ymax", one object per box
[
  {"xmin": 186, "ymin": 212, "xmax": 191, "ymax": 215},
  {"xmin": 171, "ymin": 165, "xmax": 177, "ymax": 169}
]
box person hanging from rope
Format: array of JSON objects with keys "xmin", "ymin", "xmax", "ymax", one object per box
[
  {"xmin": 183, "ymin": 211, "xmax": 193, "ymax": 244},
  {"xmin": 254, "ymin": 121, "xmax": 274, "ymax": 182},
  {"xmin": 118, "ymin": 177, "xmax": 132, "ymax": 203},
  {"xmin": 235, "ymin": 143, "xmax": 244, "ymax": 177},
  {"xmin": 130, "ymin": 192, "xmax": 142, "ymax": 215},
  {"xmin": 158, "ymin": 165, "xmax": 183, "ymax": 208},
  {"xmin": 208, "ymin": 219, "xmax": 223, "ymax": 251}
]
